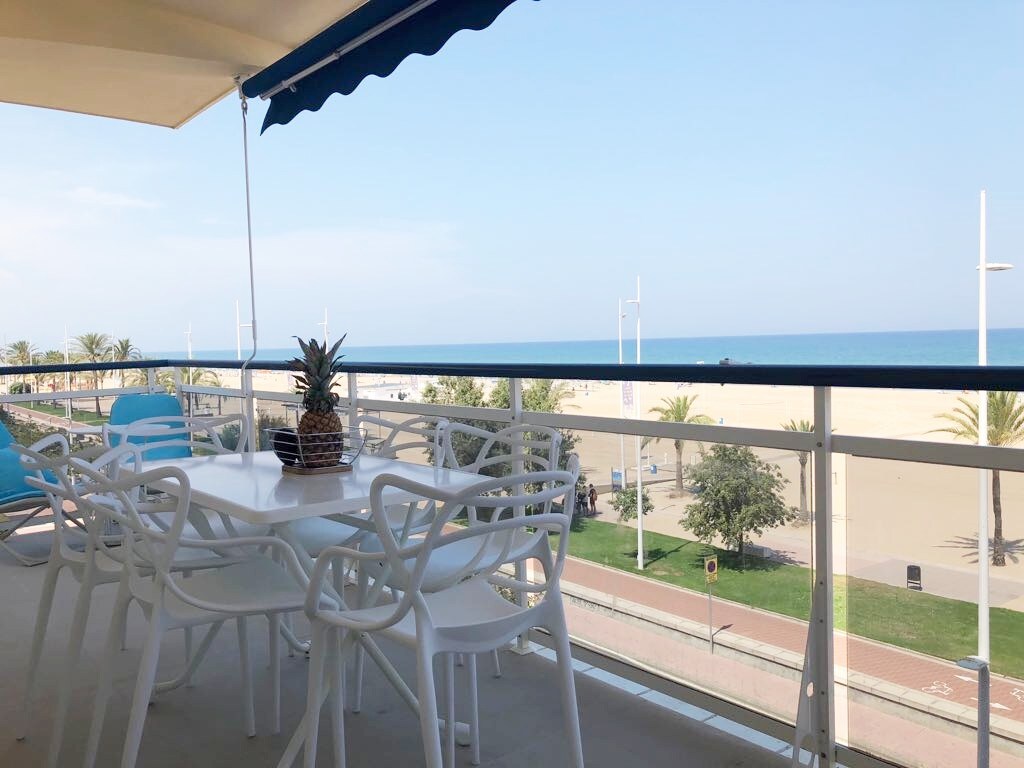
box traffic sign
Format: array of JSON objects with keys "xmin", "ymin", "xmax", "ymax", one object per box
[{"xmin": 704, "ymin": 555, "xmax": 718, "ymax": 584}]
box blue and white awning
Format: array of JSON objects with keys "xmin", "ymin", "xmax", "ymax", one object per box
[{"xmin": 241, "ymin": 0, "xmax": 532, "ymax": 132}]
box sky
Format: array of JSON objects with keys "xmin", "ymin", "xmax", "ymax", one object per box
[{"xmin": 2, "ymin": 0, "xmax": 1023, "ymax": 356}]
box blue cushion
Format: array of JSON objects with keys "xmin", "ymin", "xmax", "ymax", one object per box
[
  {"xmin": 0, "ymin": 447, "xmax": 48, "ymax": 507},
  {"xmin": 0, "ymin": 421, "xmax": 13, "ymax": 450},
  {"xmin": 108, "ymin": 394, "xmax": 191, "ymax": 461}
]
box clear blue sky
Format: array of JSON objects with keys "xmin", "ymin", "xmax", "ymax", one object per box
[{"xmin": 2, "ymin": 0, "xmax": 1023, "ymax": 355}]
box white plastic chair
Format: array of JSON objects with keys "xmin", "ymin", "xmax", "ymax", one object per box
[
  {"xmin": 297, "ymin": 469, "xmax": 584, "ymax": 768},
  {"xmin": 419, "ymin": 422, "xmax": 564, "ymax": 678},
  {"xmin": 14, "ymin": 441, "xmax": 246, "ymax": 768},
  {"xmin": 77, "ymin": 461, "xmax": 327, "ymax": 768},
  {"xmin": 289, "ymin": 415, "xmax": 448, "ymax": 558}
]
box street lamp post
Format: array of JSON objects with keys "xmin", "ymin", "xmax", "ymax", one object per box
[
  {"xmin": 617, "ymin": 300, "xmax": 626, "ymax": 488},
  {"xmin": 626, "ymin": 276, "xmax": 642, "ymax": 570},
  {"xmin": 235, "ymin": 299, "xmax": 253, "ymax": 361},
  {"xmin": 976, "ymin": 189, "xmax": 1013, "ymax": 664},
  {"xmin": 318, "ymin": 308, "xmax": 330, "ymax": 347}
]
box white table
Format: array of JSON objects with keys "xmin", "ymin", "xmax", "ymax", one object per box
[
  {"xmin": 135, "ymin": 450, "xmax": 485, "ymax": 762},
  {"xmin": 140, "ymin": 450, "xmax": 482, "ymax": 527}
]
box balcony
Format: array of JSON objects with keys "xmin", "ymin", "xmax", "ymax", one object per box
[{"xmin": 3, "ymin": 358, "xmax": 1024, "ymax": 768}]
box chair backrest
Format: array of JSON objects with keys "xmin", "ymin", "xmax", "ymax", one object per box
[
  {"xmin": 354, "ymin": 414, "xmax": 447, "ymax": 468},
  {"xmin": 106, "ymin": 394, "xmax": 186, "ymax": 460},
  {"xmin": 69, "ymin": 456, "xmax": 190, "ymax": 574},
  {"xmin": 308, "ymin": 466, "xmax": 578, "ymax": 632},
  {"xmin": 112, "ymin": 415, "xmax": 249, "ymax": 464},
  {"xmin": 443, "ymin": 423, "xmax": 562, "ymax": 475},
  {"xmin": 14, "ymin": 436, "xmax": 98, "ymax": 560},
  {"xmin": 443, "ymin": 423, "xmax": 564, "ymax": 518},
  {"xmin": 2, "ymin": 433, "xmax": 67, "ymax": 509}
]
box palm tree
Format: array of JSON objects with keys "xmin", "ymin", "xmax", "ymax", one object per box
[
  {"xmin": 40, "ymin": 350, "xmax": 66, "ymax": 403},
  {"xmin": 111, "ymin": 337, "xmax": 142, "ymax": 387},
  {"xmin": 782, "ymin": 419, "xmax": 814, "ymax": 524},
  {"xmin": 932, "ymin": 392, "xmax": 1024, "ymax": 566},
  {"xmin": 73, "ymin": 332, "xmax": 112, "ymax": 415},
  {"xmin": 4, "ymin": 339, "xmax": 39, "ymax": 391},
  {"xmin": 648, "ymin": 395, "xmax": 713, "ymax": 493}
]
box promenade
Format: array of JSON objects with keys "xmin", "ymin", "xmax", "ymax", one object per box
[{"xmin": 560, "ymin": 555, "xmax": 1024, "ymax": 768}]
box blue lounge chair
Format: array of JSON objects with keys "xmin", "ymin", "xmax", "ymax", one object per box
[
  {"xmin": 104, "ymin": 393, "xmax": 190, "ymax": 461},
  {"xmin": 0, "ymin": 421, "xmax": 60, "ymax": 566}
]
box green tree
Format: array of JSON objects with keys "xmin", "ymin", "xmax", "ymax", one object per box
[
  {"xmin": 781, "ymin": 419, "xmax": 814, "ymax": 524},
  {"xmin": 3, "ymin": 339, "xmax": 38, "ymax": 391},
  {"xmin": 40, "ymin": 350, "xmax": 66, "ymax": 403},
  {"xmin": 682, "ymin": 444, "xmax": 795, "ymax": 560},
  {"xmin": 421, "ymin": 376, "xmax": 486, "ymax": 407},
  {"xmin": 420, "ymin": 376, "xmax": 581, "ymax": 480},
  {"xmin": 648, "ymin": 395, "xmax": 713, "ymax": 494},
  {"xmin": 931, "ymin": 392, "xmax": 1024, "ymax": 566},
  {"xmin": 111, "ymin": 337, "xmax": 142, "ymax": 387},
  {"xmin": 73, "ymin": 332, "xmax": 112, "ymax": 415},
  {"xmin": 611, "ymin": 487, "xmax": 654, "ymax": 523}
]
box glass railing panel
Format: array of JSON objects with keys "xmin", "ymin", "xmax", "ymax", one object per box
[
  {"xmin": 831, "ymin": 386, "xmax": 977, "ymax": 442},
  {"xmin": 840, "ymin": 454, "xmax": 1024, "ymax": 767},
  {"xmin": 548, "ymin": 426, "xmax": 810, "ymax": 728},
  {"xmin": 356, "ymin": 372, "xmax": 421, "ymax": 404}
]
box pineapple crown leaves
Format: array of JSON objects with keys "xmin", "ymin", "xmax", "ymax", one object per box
[{"xmin": 289, "ymin": 334, "xmax": 347, "ymax": 413}]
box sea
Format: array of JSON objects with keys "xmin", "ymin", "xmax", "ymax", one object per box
[{"xmin": 166, "ymin": 328, "xmax": 1024, "ymax": 367}]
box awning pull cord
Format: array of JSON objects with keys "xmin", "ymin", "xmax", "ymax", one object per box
[
  {"xmin": 236, "ymin": 78, "xmax": 259, "ymax": 448},
  {"xmin": 236, "ymin": 79, "xmax": 258, "ymax": 371}
]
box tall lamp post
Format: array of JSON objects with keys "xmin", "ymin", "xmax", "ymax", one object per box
[
  {"xmin": 977, "ymin": 189, "xmax": 1013, "ymax": 664},
  {"xmin": 617, "ymin": 300, "xmax": 627, "ymax": 487},
  {"xmin": 625, "ymin": 276, "xmax": 643, "ymax": 570},
  {"xmin": 318, "ymin": 308, "xmax": 330, "ymax": 347},
  {"xmin": 235, "ymin": 299, "xmax": 253, "ymax": 361}
]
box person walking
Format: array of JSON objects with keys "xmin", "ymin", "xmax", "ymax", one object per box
[{"xmin": 588, "ymin": 484, "xmax": 597, "ymax": 516}]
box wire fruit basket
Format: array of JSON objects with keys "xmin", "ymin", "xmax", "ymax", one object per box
[{"xmin": 266, "ymin": 426, "xmax": 367, "ymax": 474}]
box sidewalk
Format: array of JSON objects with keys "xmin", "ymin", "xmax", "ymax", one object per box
[{"xmin": 560, "ymin": 556, "xmax": 1024, "ymax": 723}]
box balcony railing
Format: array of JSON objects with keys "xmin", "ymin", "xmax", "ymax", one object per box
[{"xmin": 4, "ymin": 358, "xmax": 1024, "ymax": 768}]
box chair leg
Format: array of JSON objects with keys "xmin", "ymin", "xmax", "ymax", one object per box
[
  {"xmin": 303, "ymin": 622, "xmax": 328, "ymax": 768},
  {"xmin": 84, "ymin": 581, "xmax": 132, "ymax": 768},
  {"xmin": 16, "ymin": 561, "xmax": 61, "ymax": 740},
  {"xmin": 47, "ymin": 566, "xmax": 98, "ymax": 768},
  {"xmin": 351, "ymin": 567, "xmax": 369, "ymax": 714},
  {"xmin": 328, "ymin": 628, "xmax": 346, "ymax": 768},
  {"xmin": 183, "ymin": 627, "xmax": 194, "ymax": 687},
  {"xmin": 120, "ymin": 611, "xmax": 165, "ymax": 768},
  {"xmin": 269, "ymin": 613, "xmax": 281, "ymax": 734},
  {"xmin": 491, "ymin": 648, "xmax": 502, "ymax": 678},
  {"xmin": 444, "ymin": 654, "xmax": 455, "ymax": 768},
  {"xmin": 237, "ymin": 616, "xmax": 256, "ymax": 738},
  {"xmin": 551, "ymin": 615, "xmax": 585, "ymax": 768},
  {"xmin": 415, "ymin": 642, "xmax": 443, "ymax": 768},
  {"xmin": 183, "ymin": 571, "xmax": 193, "ymax": 685},
  {"xmin": 468, "ymin": 654, "xmax": 480, "ymax": 765},
  {"xmin": 283, "ymin": 611, "xmax": 296, "ymax": 658}
]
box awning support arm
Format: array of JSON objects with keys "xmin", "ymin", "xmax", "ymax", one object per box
[{"xmin": 259, "ymin": 0, "xmax": 441, "ymax": 100}]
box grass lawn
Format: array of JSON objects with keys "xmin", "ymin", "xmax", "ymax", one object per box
[
  {"xmin": 24, "ymin": 401, "xmax": 106, "ymax": 425},
  {"xmin": 558, "ymin": 518, "xmax": 1024, "ymax": 679}
]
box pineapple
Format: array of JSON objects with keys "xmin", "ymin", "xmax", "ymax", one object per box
[{"xmin": 290, "ymin": 335, "xmax": 346, "ymax": 467}]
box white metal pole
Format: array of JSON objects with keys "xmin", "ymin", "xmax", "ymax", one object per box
[
  {"xmin": 618, "ymin": 299, "xmax": 625, "ymax": 487},
  {"xmin": 186, "ymin": 322, "xmax": 194, "ymax": 387},
  {"xmin": 319, "ymin": 308, "xmax": 330, "ymax": 347},
  {"xmin": 63, "ymin": 327, "xmax": 71, "ymax": 422},
  {"xmin": 634, "ymin": 276, "xmax": 643, "ymax": 570},
  {"xmin": 978, "ymin": 190, "xmax": 990, "ymax": 663}
]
